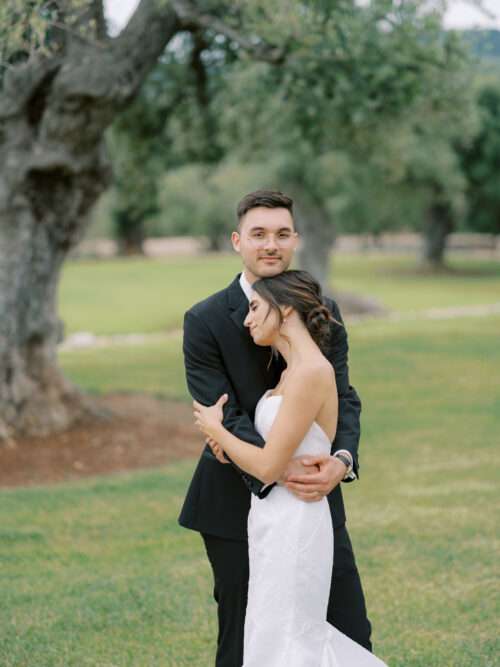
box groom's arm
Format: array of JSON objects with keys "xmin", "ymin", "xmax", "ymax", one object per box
[
  {"xmin": 324, "ymin": 298, "xmax": 361, "ymax": 479},
  {"xmin": 183, "ymin": 309, "xmax": 273, "ymax": 498}
]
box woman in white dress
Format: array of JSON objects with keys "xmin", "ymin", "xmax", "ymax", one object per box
[{"xmin": 193, "ymin": 270, "xmax": 387, "ymax": 667}]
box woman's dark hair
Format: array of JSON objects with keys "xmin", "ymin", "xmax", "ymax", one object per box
[{"xmin": 252, "ymin": 270, "xmax": 342, "ymax": 354}]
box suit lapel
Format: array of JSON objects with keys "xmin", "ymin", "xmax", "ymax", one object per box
[
  {"xmin": 230, "ymin": 298, "xmax": 249, "ymax": 332},
  {"xmin": 227, "ymin": 274, "xmax": 249, "ymax": 332}
]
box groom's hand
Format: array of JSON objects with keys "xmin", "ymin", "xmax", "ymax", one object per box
[
  {"xmin": 206, "ymin": 437, "xmax": 230, "ymax": 464},
  {"xmin": 279, "ymin": 458, "xmax": 318, "ymax": 485},
  {"xmin": 284, "ymin": 455, "xmax": 347, "ymax": 502}
]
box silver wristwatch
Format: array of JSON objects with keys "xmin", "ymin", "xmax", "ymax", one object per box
[{"xmin": 333, "ymin": 452, "xmax": 353, "ymax": 479}]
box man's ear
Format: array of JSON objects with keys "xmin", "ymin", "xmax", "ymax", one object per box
[{"xmin": 231, "ymin": 231, "xmax": 240, "ymax": 253}]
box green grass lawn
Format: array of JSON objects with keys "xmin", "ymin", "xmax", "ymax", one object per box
[
  {"xmin": 1, "ymin": 306, "xmax": 498, "ymax": 666},
  {"xmin": 59, "ymin": 254, "xmax": 500, "ymax": 334},
  {"xmin": 60, "ymin": 255, "xmax": 240, "ymax": 335},
  {"xmin": 331, "ymin": 254, "xmax": 500, "ymax": 312}
]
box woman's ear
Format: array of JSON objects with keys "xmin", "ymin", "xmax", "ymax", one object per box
[{"xmin": 281, "ymin": 305, "xmax": 293, "ymax": 320}]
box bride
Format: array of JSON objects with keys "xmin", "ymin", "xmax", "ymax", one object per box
[{"xmin": 193, "ymin": 270, "xmax": 387, "ymax": 667}]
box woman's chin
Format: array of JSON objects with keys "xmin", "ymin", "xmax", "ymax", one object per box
[{"xmin": 253, "ymin": 334, "xmax": 272, "ymax": 347}]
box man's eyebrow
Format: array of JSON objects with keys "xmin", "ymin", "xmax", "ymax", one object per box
[{"xmin": 247, "ymin": 226, "xmax": 294, "ymax": 233}]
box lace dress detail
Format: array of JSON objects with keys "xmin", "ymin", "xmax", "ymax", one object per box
[{"xmin": 242, "ymin": 392, "xmax": 387, "ymax": 667}]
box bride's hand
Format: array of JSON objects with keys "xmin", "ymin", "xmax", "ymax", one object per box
[{"xmin": 193, "ymin": 394, "xmax": 228, "ymax": 440}]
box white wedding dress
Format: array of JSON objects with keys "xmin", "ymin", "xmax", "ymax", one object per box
[{"xmin": 242, "ymin": 391, "xmax": 387, "ymax": 667}]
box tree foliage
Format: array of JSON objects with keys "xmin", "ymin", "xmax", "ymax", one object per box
[
  {"xmin": 158, "ymin": 160, "xmax": 275, "ymax": 249},
  {"xmin": 461, "ymin": 83, "xmax": 500, "ymax": 235},
  {"xmin": 208, "ymin": 1, "xmax": 475, "ymax": 275},
  {"xmin": 104, "ymin": 1, "xmax": 478, "ymax": 276}
]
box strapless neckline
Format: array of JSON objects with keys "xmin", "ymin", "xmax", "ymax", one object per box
[{"xmin": 260, "ymin": 390, "xmax": 333, "ymax": 446}]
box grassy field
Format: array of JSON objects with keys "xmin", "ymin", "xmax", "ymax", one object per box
[
  {"xmin": 59, "ymin": 254, "xmax": 500, "ymax": 334},
  {"xmin": 1, "ymin": 255, "xmax": 499, "ymax": 666}
]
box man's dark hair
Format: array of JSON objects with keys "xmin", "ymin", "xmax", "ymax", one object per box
[{"xmin": 236, "ymin": 189, "xmax": 293, "ymax": 225}]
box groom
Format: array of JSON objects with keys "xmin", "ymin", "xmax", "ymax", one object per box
[{"xmin": 179, "ymin": 190, "xmax": 372, "ymax": 666}]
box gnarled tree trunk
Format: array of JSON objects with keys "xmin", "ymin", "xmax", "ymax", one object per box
[
  {"xmin": 0, "ymin": 2, "xmax": 181, "ymax": 439},
  {"xmin": 0, "ymin": 118, "xmax": 109, "ymax": 438}
]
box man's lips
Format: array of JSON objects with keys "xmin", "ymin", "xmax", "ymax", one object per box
[{"xmin": 260, "ymin": 256, "xmax": 281, "ymax": 262}]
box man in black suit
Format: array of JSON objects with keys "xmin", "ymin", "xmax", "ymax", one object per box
[{"xmin": 179, "ymin": 190, "xmax": 371, "ymax": 666}]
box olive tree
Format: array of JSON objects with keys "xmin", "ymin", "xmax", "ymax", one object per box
[{"xmin": 0, "ymin": 0, "xmax": 282, "ymax": 439}]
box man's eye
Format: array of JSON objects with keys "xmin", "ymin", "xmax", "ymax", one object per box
[{"xmin": 252, "ymin": 232, "xmax": 264, "ymax": 238}]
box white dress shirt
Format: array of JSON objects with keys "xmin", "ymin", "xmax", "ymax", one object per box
[{"xmin": 239, "ymin": 271, "xmax": 254, "ymax": 301}]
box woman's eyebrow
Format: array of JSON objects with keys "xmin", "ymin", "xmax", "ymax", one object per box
[{"xmin": 249, "ymin": 299, "xmax": 257, "ymax": 308}]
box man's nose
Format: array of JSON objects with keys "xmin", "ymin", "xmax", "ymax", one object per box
[{"xmin": 263, "ymin": 234, "xmax": 279, "ymax": 250}]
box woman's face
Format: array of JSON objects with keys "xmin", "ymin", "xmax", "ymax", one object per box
[{"xmin": 244, "ymin": 291, "xmax": 280, "ymax": 346}]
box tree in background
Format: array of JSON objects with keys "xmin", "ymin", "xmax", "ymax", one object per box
[
  {"xmin": 108, "ymin": 27, "xmax": 228, "ymax": 253},
  {"xmin": 107, "ymin": 91, "xmax": 163, "ymax": 255},
  {"xmin": 381, "ymin": 29, "xmax": 477, "ymax": 269},
  {"xmin": 208, "ymin": 1, "xmax": 475, "ymax": 283},
  {"xmin": 461, "ymin": 84, "xmax": 500, "ymax": 237},
  {"xmin": 105, "ymin": 1, "xmax": 477, "ymax": 278}
]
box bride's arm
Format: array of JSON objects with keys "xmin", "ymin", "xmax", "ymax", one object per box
[{"xmin": 194, "ymin": 365, "xmax": 337, "ymax": 484}]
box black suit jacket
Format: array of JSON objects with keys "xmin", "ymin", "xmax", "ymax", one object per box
[{"xmin": 178, "ymin": 274, "xmax": 362, "ymax": 540}]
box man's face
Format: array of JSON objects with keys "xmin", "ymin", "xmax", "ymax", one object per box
[{"xmin": 231, "ymin": 207, "xmax": 298, "ymax": 281}]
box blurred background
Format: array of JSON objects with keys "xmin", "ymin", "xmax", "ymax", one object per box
[{"xmin": 0, "ymin": 1, "xmax": 498, "ymax": 665}]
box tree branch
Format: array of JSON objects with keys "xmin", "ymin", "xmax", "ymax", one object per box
[
  {"xmin": 92, "ymin": 0, "xmax": 107, "ymax": 40},
  {"xmin": 103, "ymin": 0, "xmax": 181, "ymax": 104},
  {"xmin": 172, "ymin": 0, "xmax": 287, "ymax": 64}
]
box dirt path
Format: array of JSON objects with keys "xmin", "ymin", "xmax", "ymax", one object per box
[{"xmin": 0, "ymin": 394, "xmax": 201, "ymax": 489}]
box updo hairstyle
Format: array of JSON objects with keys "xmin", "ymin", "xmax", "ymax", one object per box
[{"xmin": 252, "ymin": 270, "xmax": 342, "ymax": 354}]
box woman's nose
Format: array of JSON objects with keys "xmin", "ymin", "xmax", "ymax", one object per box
[{"xmin": 244, "ymin": 312, "xmax": 251, "ymax": 327}]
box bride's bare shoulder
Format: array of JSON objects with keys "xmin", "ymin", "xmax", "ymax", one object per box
[{"xmin": 291, "ymin": 358, "xmax": 335, "ymax": 393}]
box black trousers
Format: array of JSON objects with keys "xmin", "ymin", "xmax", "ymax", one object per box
[{"xmin": 202, "ymin": 524, "xmax": 372, "ymax": 667}]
